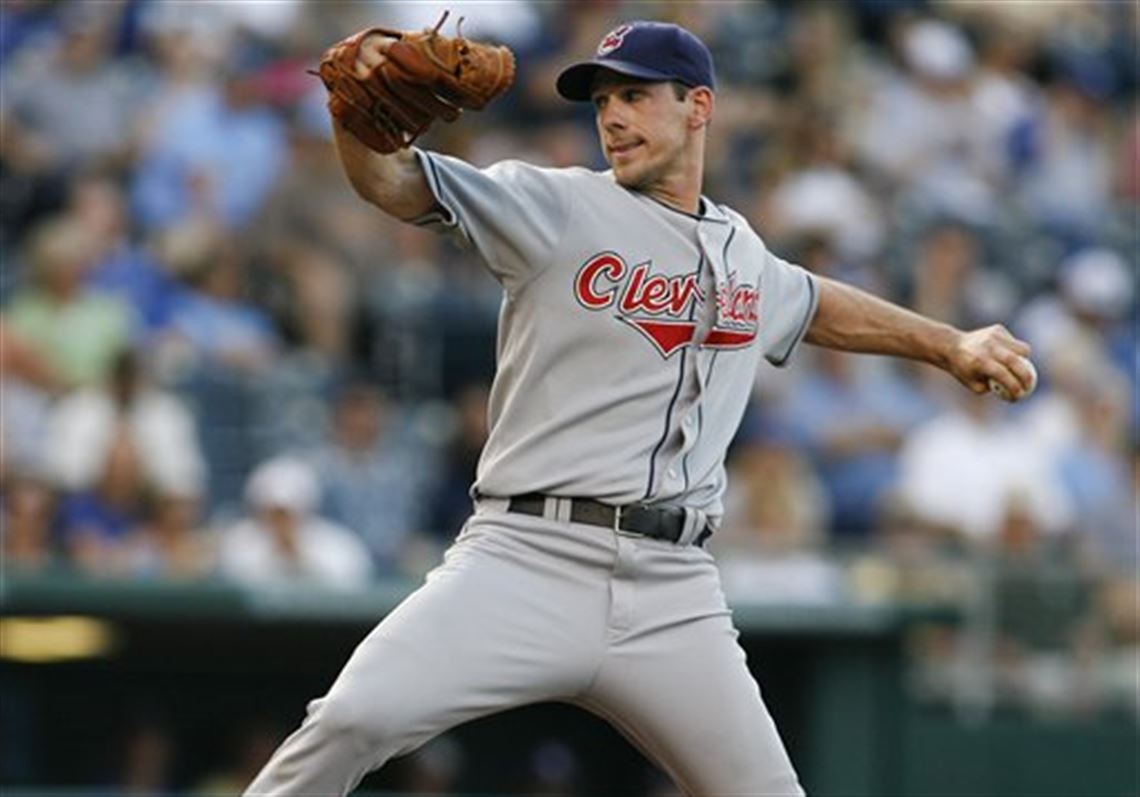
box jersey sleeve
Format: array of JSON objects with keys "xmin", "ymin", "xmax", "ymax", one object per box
[
  {"xmin": 411, "ymin": 149, "xmax": 573, "ymax": 288},
  {"xmin": 758, "ymin": 254, "xmax": 819, "ymax": 367}
]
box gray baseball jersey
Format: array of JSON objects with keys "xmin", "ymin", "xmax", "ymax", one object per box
[
  {"xmin": 245, "ymin": 154, "xmax": 813, "ymax": 796},
  {"xmin": 415, "ymin": 151, "xmax": 817, "ymax": 521}
]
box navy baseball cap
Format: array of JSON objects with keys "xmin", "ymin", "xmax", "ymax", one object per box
[{"xmin": 556, "ymin": 21, "xmax": 716, "ymax": 102}]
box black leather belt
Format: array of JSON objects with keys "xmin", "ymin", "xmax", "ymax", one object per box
[{"xmin": 506, "ymin": 493, "xmax": 711, "ymax": 547}]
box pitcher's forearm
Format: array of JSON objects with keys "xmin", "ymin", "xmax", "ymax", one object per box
[
  {"xmin": 804, "ymin": 276, "xmax": 960, "ymax": 369},
  {"xmin": 331, "ymin": 121, "xmax": 435, "ymax": 220}
]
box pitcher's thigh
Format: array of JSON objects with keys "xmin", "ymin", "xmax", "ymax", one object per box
[
  {"xmin": 245, "ymin": 531, "xmax": 605, "ymax": 796},
  {"xmin": 581, "ymin": 619, "xmax": 803, "ymax": 796},
  {"xmin": 318, "ymin": 535, "xmax": 604, "ymax": 755}
]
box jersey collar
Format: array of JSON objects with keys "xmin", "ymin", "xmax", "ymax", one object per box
[
  {"xmin": 643, "ymin": 192, "xmax": 730, "ymax": 225},
  {"xmin": 605, "ymin": 171, "xmax": 730, "ymax": 224}
]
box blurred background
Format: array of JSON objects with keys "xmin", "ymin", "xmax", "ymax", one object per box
[{"xmin": 0, "ymin": 0, "xmax": 1135, "ymax": 795}]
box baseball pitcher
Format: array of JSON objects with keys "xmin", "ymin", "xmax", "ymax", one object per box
[{"xmin": 244, "ymin": 16, "xmax": 1036, "ymax": 796}]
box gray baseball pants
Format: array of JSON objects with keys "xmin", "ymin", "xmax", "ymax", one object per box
[{"xmin": 243, "ymin": 499, "xmax": 803, "ymax": 796}]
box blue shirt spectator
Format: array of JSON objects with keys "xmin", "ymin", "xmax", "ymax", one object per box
[
  {"xmin": 87, "ymin": 246, "xmax": 182, "ymax": 334},
  {"xmin": 167, "ymin": 289, "xmax": 277, "ymax": 368},
  {"xmin": 777, "ymin": 351, "xmax": 943, "ymax": 540},
  {"xmin": 309, "ymin": 384, "xmax": 440, "ymax": 574},
  {"xmin": 131, "ymin": 76, "xmax": 286, "ymax": 230},
  {"xmin": 155, "ymin": 221, "xmax": 279, "ymax": 372},
  {"xmin": 66, "ymin": 171, "xmax": 183, "ymax": 336},
  {"xmin": 59, "ymin": 490, "xmax": 136, "ymax": 543}
]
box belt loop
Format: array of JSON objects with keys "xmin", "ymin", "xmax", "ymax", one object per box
[
  {"xmin": 555, "ymin": 497, "xmax": 573, "ymax": 523},
  {"xmin": 542, "ymin": 495, "xmax": 557, "ymax": 521},
  {"xmin": 681, "ymin": 507, "xmax": 705, "ymax": 546}
]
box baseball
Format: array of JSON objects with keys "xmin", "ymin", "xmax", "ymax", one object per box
[{"xmin": 989, "ymin": 357, "xmax": 1037, "ymax": 402}]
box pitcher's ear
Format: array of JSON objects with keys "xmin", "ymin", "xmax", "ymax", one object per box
[{"xmin": 689, "ymin": 86, "xmax": 714, "ymax": 129}]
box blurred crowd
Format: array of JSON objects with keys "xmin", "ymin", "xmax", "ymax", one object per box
[{"xmin": 0, "ymin": 0, "xmax": 1136, "ymax": 735}]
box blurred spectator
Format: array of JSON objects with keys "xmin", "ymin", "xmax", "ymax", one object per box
[
  {"xmin": 1015, "ymin": 247, "xmax": 1134, "ymax": 376},
  {"xmin": 1096, "ymin": 572, "xmax": 1140, "ymax": 718},
  {"xmin": 69, "ymin": 170, "xmax": 182, "ymax": 335},
  {"xmin": 1118, "ymin": 102, "xmax": 1140, "ymax": 203},
  {"xmin": 721, "ymin": 422, "xmax": 832, "ymax": 550},
  {"xmin": 1055, "ymin": 249, "xmax": 1134, "ymax": 374},
  {"xmin": 968, "ymin": 17, "xmax": 1040, "ymax": 191},
  {"xmin": 309, "ymin": 381, "xmax": 439, "ymax": 574},
  {"xmin": 1019, "ymin": 333, "xmax": 1106, "ymax": 458},
  {"xmin": 428, "ymin": 383, "xmax": 491, "ymax": 542},
  {"xmin": 1017, "ymin": 55, "xmax": 1117, "ymax": 239},
  {"xmin": 989, "ymin": 497, "xmax": 1099, "ymax": 715},
  {"xmin": 153, "ymin": 220, "xmax": 279, "ymax": 374},
  {"xmin": 0, "ymin": 317, "xmax": 59, "ymax": 480},
  {"xmin": 43, "ymin": 348, "xmax": 206, "ymax": 496},
  {"xmin": 0, "ymin": 4, "xmax": 141, "ymax": 171},
  {"xmin": 895, "ymin": 391, "xmax": 1074, "ymax": 545},
  {"xmin": 57, "ymin": 419, "xmax": 148, "ymax": 576},
  {"xmin": 261, "ymin": 241, "xmax": 354, "ymax": 364},
  {"xmin": 0, "ymin": 474, "xmax": 58, "ymax": 573},
  {"xmin": 252, "ymin": 96, "xmax": 384, "ymax": 276},
  {"xmin": 714, "ymin": 424, "xmax": 844, "ymax": 605},
  {"xmin": 366, "ymin": 223, "xmax": 453, "ymax": 395},
  {"xmin": 218, "ymin": 456, "xmax": 373, "ymax": 588},
  {"xmin": 780, "ymin": 4, "xmax": 857, "ymax": 109},
  {"xmin": 0, "ymin": 315, "xmax": 60, "ymax": 391},
  {"xmin": 1052, "ymin": 362, "xmax": 1133, "ymax": 573},
  {"xmin": 0, "ymin": 1, "xmax": 62, "ymax": 65},
  {"xmin": 116, "ymin": 488, "xmax": 214, "ymax": 581},
  {"xmin": 4, "ymin": 215, "xmax": 133, "ymax": 388},
  {"xmin": 852, "ymin": 18, "xmax": 995, "ymax": 220},
  {"xmin": 130, "ymin": 28, "xmax": 287, "ymax": 231},
  {"xmin": 775, "ymin": 349, "xmax": 941, "ymax": 541},
  {"xmin": 850, "ymin": 497, "xmax": 977, "ymax": 607},
  {"xmin": 909, "ymin": 220, "xmax": 1016, "ymax": 330},
  {"xmin": 766, "ymin": 109, "xmax": 885, "ymax": 264},
  {"xmin": 249, "ymin": 104, "xmax": 373, "ymax": 365}
]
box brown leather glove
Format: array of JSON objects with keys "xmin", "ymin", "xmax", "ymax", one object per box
[{"xmin": 315, "ymin": 11, "xmax": 515, "ymax": 154}]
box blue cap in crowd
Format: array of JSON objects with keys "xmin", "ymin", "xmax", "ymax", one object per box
[{"xmin": 556, "ymin": 21, "xmax": 716, "ymax": 102}]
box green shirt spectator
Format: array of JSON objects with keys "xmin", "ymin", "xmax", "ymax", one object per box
[{"xmin": 4, "ymin": 215, "xmax": 133, "ymax": 388}]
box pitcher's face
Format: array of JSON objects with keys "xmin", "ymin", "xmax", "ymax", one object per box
[{"xmin": 592, "ymin": 78, "xmax": 694, "ymax": 190}]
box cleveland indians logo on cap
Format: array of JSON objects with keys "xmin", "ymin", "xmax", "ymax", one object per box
[
  {"xmin": 575, "ymin": 251, "xmax": 759, "ymax": 358},
  {"xmin": 597, "ymin": 24, "xmax": 632, "ymax": 56}
]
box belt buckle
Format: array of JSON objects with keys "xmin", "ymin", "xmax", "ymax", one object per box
[{"xmin": 612, "ymin": 505, "xmax": 640, "ymax": 538}]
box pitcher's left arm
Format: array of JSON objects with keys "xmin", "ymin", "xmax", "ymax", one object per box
[{"xmin": 805, "ymin": 276, "xmax": 1035, "ymax": 400}]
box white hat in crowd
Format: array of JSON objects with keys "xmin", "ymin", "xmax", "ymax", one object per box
[
  {"xmin": 1059, "ymin": 248, "xmax": 1133, "ymax": 320},
  {"xmin": 903, "ymin": 20, "xmax": 974, "ymax": 82},
  {"xmin": 245, "ymin": 456, "xmax": 320, "ymax": 514}
]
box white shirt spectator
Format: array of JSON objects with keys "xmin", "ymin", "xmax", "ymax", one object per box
[
  {"xmin": 44, "ymin": 384, "xmax": 205, "ymax": 495},
  {"xmin": 217, "ymin": 456, "xmax": 373, "ymax": 588},
  {"xmin": 219, "ymin": 515, "xmax": 373, "ymax": 589},
  {"xmin": 896, "ymin": 403, "xmax": 1074, "ymax": 541},
  {"xmin": 769, "ymin": 167, "xmax": 884, "ymax": 262}
]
